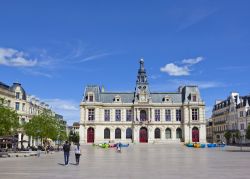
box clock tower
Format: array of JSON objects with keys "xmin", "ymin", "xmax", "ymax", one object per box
[{"xmin": 134, "ymin": 59, "xmax": 150, "ymax": 103}]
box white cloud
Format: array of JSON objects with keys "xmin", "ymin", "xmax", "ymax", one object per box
[
  {"xmin": 43, "ymin": 98, "xmax": 79, "ymax": 125},
  {"xmin": 44, "ymin": 98, "xmax": 78, "ymax": 111},
  {"xmin": 78, "ymin": 52, "xmax": 111, "ymax": 63},
  {"xmin": 0, "ymin": 48, "xmax": 37, "ymax": 67},
  {"xmin": 150, "ymin": 79, "xmax": 225, "ymax": 92},
  {"xmin": 23, "ymin": 69, "xmax": 52, "ymax": 78},
  {"xmin": 160, "ymin": 56, "xmax": 204, "ymax": 76},
  {"xmin": 168, "ymin": 79, "xmax": 225, "ymax": 89},
  {"xmin": 177, "ymin": 8, "xmax": 217, "ymax": 31},
  {"xmin": 182, "ymin": 56, "xmax": 204, "ymax": 65},
  {"xmin": 160, "ymin": 63, "xmax": 190, "ymax": 76}
]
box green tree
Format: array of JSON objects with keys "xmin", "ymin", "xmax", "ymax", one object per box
[
  {"xmin": 246, "ymin": 124, "xmax": 250, "ymax": 141},
  {"xmin": 24, "ymin": 111, "xmax": 61, "ymax": 146},
  {"xmin": 0, "ymin": 99, "xmax": 19, "ymax": 136},
  {"xmin": 224, "ymin": 131, "xmax": 232, "ymax": 144},
  {"xmin": 68, "ymin": 131, "xmax": 79, "ymax": 143},
  {"xmin": 57, "ymin": 121, "xmax": 67, "ymax": 143},
  {"xmin": 235, "ymin": 130, "xmax": 240, "ymax": 140}
]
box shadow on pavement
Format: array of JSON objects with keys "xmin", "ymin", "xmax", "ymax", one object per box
[
  {"xmin": 226, "ymin": 150, "xmax": 250, "ymax": 152},
  {"xmin": 57, "ymin": 163, "xmax": 65, "ymax": 166},
  {"xmin": 69, "ymin": 163, "xmax": 78, "ymax": 165}
]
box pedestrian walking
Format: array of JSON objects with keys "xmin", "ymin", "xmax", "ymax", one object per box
[
  {"xmin": 63, "ymin": 141, "xmax": 70, "ymax": 165},
  {"xmin": 74, "ymin": 143, "xmax": 81, "ymax": 165},
  {"xmin": 116, "ymin": 142, "xmax": 122, "ymax": 153}
]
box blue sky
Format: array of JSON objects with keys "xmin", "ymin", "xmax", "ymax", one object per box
[{"xmin": 1, "ymin": 0, "xmax": 250, "ymax": 125}]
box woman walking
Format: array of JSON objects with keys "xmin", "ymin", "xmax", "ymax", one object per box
[{"xmin": 74, "ymin": 143, "xmax": 81, "ymax": 165}]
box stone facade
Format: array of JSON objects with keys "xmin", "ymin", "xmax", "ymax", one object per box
[
  {"xmin": 211, "ymin": 92, "xmax": 250, "ymax": 144},
  {"xmin": 0, "ymin": 82, "xmax": 65, "ymax": 148},
  {"xmin": 80, "ymin": 60, "xmax": 206, "ymax": 144}
]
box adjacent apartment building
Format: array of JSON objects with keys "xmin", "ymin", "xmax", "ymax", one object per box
[
  {"xmin": 0, "ymin": 82, "xmax": 66, "ymax": 148},
  {"xmin": 79, "ymin": 59, "xmax": 206, "ymax": 144},
  {"xmin": 211, "ymin": 92, "xmax": 250, "ymax": 144}
]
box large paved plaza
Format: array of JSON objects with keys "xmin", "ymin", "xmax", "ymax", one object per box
[{"xmin": 0, "ymin": 144, "xmax": 250, "ymax": 179}]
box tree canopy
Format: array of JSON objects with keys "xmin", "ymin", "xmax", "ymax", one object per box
[
  {"xmin": 0, "ymin": 99, "xmax": 19, "ymax": 136},
  {"xmin": 224, "ymin": 131, "xmax": 232, "ymax": 143},
  {"xmin": 68, "ymin": 130, "xmax": 79, "ymax": 143},
  {"xmin": 24, "ymin": 111, "xmax": 67, "ymax": 144}
]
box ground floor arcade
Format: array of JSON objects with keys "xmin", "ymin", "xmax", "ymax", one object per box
[{"xmin": 79, "ymin": 124, "xmax": 206, "ymax": 144}]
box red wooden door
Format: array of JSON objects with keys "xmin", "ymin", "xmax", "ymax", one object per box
[
  {"xmin": 192, "ymin": 128, "xmax": 199, "ymax": 142},
  {"xmin": 140, "ymin": 128, "xmax": 148, "ymax": 143},
  {"xmin": 87, "ymin": 128, "xmax": 94, "ymax": 143}
]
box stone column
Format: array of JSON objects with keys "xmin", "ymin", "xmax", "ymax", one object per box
[
  {"xmin": 161, "ymin": 127, "xmax": 165, "ymax": 142},
  {"xmin": 18, "ymin": 133, "xmax": 22, "ymax": 148},
  {"xmin": 79, "ymin": 125, "xmax": 85, "ymax": 144},
  {"xmin": 172, "ymin": 127, "xmax": 176, "ymax": 141}
]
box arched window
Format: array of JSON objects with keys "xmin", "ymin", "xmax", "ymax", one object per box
[
  {"xmin": 165, "ymin": 128, "xmax": 171, "ymax": 139},
  {"xmin": 126, "ymin": 128, "xmax": 132, "ymax": 139},
  {"xmin": 104, "ymin": 128, "xmax": 110, "ymax": 139},
  {"xmin": 176, "ymin": 128, "xmax": 182, "ymax": 139},
  {"xmin": 154, "ymin": 128, "xmax": 161, "ymax": 139},
  {"xmin": 115, "ymin": 128, "xmax": 121, "ymax": 139}
]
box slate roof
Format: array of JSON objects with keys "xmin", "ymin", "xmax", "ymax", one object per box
[
  {"xmin": 10, "ymin": 82, "xmax": 27, "ymax": 100},
  {"xmin": 100, "ymin": 93, "xmax": 134, "ymax": 103},
  {"xmin": 0, "ymin": 82, "xmax": 11, "ymax": 90},
  {"xmin": 83, "ymin": 88, "xmax": 193, "ymax": 103},
  {"xmin": 150, "ymin": 93, "xmax": 182, "ymax": 103}
]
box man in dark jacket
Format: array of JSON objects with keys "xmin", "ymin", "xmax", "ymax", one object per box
[{"xmin": 63, "ymin": 141, "xmax": 70, "ymax": 165}]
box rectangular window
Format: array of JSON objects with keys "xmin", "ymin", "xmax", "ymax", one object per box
[
  {"xmin": 89, "ymin": 95, "xmax": 94, "ymax": 102},
  {"xmin": 240, "ymin": 111, "xmax": 244, "ymax": 117},
  {"xmin": 16, "ymin": 92, "xmax": 20, "ymax": 99},
  {"xmin": 192, "ymin": 95, "xmax": 197, "ymax": 102},
  {"xmin": 240, "ymin": 123, "xmax": 244, "ymax": 130},
  {"xmin": 22, "ymin": 103, "xmax": 25, "ymax": 111},
  {"xmin": 104, "ymin": 110, "xmax": 110, "ymax": 121},
  {"xmin": 88, "ymin": 109, "xmax": 95, "ymax": 121},
  {"xmin": 176, "ymin": 109, "xmax": 181, "ymax": 121},
  {"xmin": 15, "ymin": 102, "xmax": 19, "ymax": 110},
  {"xmin": 192, "ymin": 109, "xmax": 199, "ymax": 121},
  {"xmin": 126, "ymin": 109, "xmax": 132, "ymax": 121},
  {"xmin": 155, "ymin": 109, "xmax": 160, "ymax": 121},
  {"xmin": 115, "ymin": 109, "xmax": 121, "ymax": 121},
  {"xmin": 165, "ymin": 109, "xmax": 171, "ymax": 121}
]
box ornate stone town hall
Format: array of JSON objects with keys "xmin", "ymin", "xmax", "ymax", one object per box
[{"xmin": 79, "ymin": 60, "xmax": 206, "ymax": 144}]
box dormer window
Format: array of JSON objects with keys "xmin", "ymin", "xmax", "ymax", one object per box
[
  {"xmin": 192, "ymin": 95, "xmax": 197, "ymax": 102},
  {"xmin": 163, "ymin": 96, "xmax": 171, "ymax": 103},
  {"xmin": 87, "ymin": 92, "xmax": 94, "ymax": 102},
  {"xmin": 114, "ymin": 95, "xmax": 121, "ymax": 103},
  {"xmin": 89, "ymin": 95, "xmax": 93, "ymax": 102}
]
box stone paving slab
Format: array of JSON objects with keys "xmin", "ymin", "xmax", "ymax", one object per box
[{"xmin": 0, "ymin": 144, "xmax": 250, "ymax": 179}]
